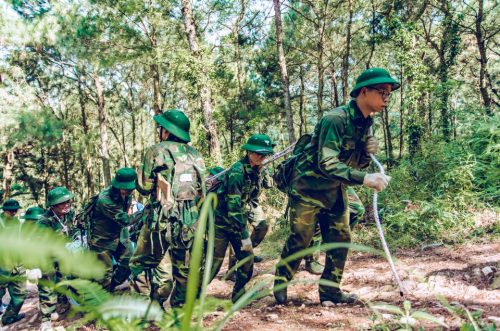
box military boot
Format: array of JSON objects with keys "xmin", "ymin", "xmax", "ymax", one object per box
[
  {"xmin": 2, "ymin": 312, "xmax": 26, "ymax": 326},
  {"xmin": 273, "ymin": 279, "xmax": 287, "ymax": 305},
  {"xmin": 305, "ymin": 258, "xmax": 324, "ymax": 275},
  {"xmin": 321, "ymin": 291, "xmax": 360, "ymax": 306}
]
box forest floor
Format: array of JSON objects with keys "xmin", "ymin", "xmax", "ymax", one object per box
[{"xmin": 3, "ymin": 240, "xmax": 499, "ymax": 331}]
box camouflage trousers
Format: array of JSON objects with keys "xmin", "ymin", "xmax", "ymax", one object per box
[
  {"xmin": 305, "ymin": 186, "xmax": 365, "ymax": 262},
  {"xmin": 227, "ymin": 204, "xmax": 269, "ymax": 271},
  {"xmin": 129, "ymin": 223, "xmax": 194, "ymax": 307},
  {"xmin": 209, "ymin": 213, "xmax": 254, "ymax": 303},
  {"xmin": 275, "ymin": 187, "xmax": 351, "ymax": 302},
  {"xmin": 0, "ymin": 266, "xmax": 26, "ymax": 325},
  {"xmin": 38, "ymin": 263, "xmax": 68, "ymax": 321},
  {"xmin": 130, "ymin": 253, "xmax": 173, "ymax": 306},
  {"xmin": 90, "ymin": 241, "xmax": 133, "ymax": 291}
]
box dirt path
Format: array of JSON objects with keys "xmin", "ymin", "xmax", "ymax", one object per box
[{"xmin": 3, "ymin": 241, "xmax": 499, "ymax": 330}]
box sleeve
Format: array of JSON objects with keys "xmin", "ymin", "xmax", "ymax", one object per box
[
  {"xmin": 225, "ymin": 166, "xmax": 249, "ymax": 238},
  {"xmin": 317, "ymin": 115, "xmax": 367, "ymax": 185},
  {"xmin": 262, "ymin": 168, "xmax": 274, "ymax": 189},
  {"xmin": 136, "ymin": 147, "xmax": 157, "ymax": 194},
  {"xmin": 95, "ymin": 199, "xmax": 136, "ymax": 227}
]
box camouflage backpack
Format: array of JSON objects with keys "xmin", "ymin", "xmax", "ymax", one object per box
[{"xmin": 273, "ymin": 134, "xmax": 312, "ymax": 193}]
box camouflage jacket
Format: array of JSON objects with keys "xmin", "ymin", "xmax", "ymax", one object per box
[
  {"xmin": 289, "ymin": 100, "xmax": 372, "ymax": 209},
  {"xmin": 216, "ymin": 156, "xmax": 270, "ymax": 238},
  {"xmin": 88, "ymin": 186, "xmax": 134, "ymax": 250},
  {"xmin": 37, "ymin": 208, "xmax": 76, "ymax": 238},
  {"xmin": 137, "ymin": 140, "xmax": 206, "ymax": 231}
]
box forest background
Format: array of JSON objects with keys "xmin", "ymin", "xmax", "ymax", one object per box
[{"xmin": 0, "ymin": 0, "xmax": 498, "ymax": 248}]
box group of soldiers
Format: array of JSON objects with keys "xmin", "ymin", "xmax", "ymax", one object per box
[{"xmin": 0, "ymin": 67, "xmax": 397, "ymax": 329}]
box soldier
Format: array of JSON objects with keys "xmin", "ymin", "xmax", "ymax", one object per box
[
  {"xmin": 88, "ymin": 167, "xmax": 140, "ymax": 291},
  {"xmin": 209, "ymin": 134, "xmax": 274, "ymax": 302},
  {"xmin": 274, "ymin": 68, "xmax": 398, "ymax": 305},
  {"xmin": 208, "ymin": 165, "xmax": 271, "ymax": 281},
  {"xmin": 20, "ymin": 206, "xmax": 45, "ymax": 223},
  {"xmin": 129, "ymin": 109, "xmax": 206, "ymax": 308},
  {"xmin": 302, "ymin": 187, "xmax": 366, "ymax": 275},
  {"xmin": 0, "ymin": 199, "xmax": 27, "ymax": 326},
  {"xmin": 37, "ymin": 187, "xmax": 75, "ymax": 329}
]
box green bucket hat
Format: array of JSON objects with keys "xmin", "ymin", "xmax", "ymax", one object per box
[
  {"xmin": 1, "ymin": 198, "xmax": 21, "ymax": 211},
  {"xmin": 208, "ymin": 166, "xmax": 225, "ymax": 176},
  {"xmin": 111, "ymin": 167, "xmax": 137, "ymax": 190},
  {"xmin": 350, "ymin": 67, "xmax": 400, "ymax": 97},
  {"xmin": 154, "ymin": 109, "xmax": 191, "ymax": 143},
  {"xmin": 47, "ymin": 187, "xmax": 74, "ymax": 207},
  {"xmin": 242, "ymin": 134, "xmax": 275, "ymax": 155},
  {"xmin": 22, "ymin": 206, "xmax": 45, "ymax": 221}
]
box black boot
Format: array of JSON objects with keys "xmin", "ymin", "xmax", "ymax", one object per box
[
  {"xmin": 273, "ymin": 280, "xmax": 287, "ymax": 305},
  {"xmin": 2, "ymin": 312, "xmax": 26, "ymax": 326}
]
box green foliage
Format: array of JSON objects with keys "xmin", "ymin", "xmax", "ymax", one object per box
[
  {"xmin": 438, "ymin": 296, "xmax": 497, "ymax": 331},
  {"xmin": 0, "ymin": 222, "xmax": 104, "ymax": 278},
  {"xmin": 370, "ymin": 300, "xmax": 449, "ymax": 330}
]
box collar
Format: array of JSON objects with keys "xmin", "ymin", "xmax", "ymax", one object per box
[
  {"xmin": 348, "ymin": 99, "xmax": 373, "ymax": 127},
  {"xmin": 241, "ymin": 156, "xmax": 259, "ymax": 175}
]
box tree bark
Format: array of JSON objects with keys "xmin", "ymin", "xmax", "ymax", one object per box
[
  {"xmin": 299, "ymin": 65, "xmax": 307, "ymax": 136},
  {"xmin": 181, "ymin": 0, "xmax": 222, "ymax": 163},
  {"xmin": 2, "ymin": 149, "xmax": 14, "ymax": 201},
  {"xmin": 94, "ymin": 72, "xmax": 112, "ymax": 186},
  {"xmin": 273, "ymin": 0, "xmax": 296, "ymax": 143},
  {"xmin": 77, "ymin": 72, "xmax": 94, "ymax": 197},
  {"xmin": 341, "ymin": 0, "xmax": 353, "ymax": 103},
  {"xmin": 474, "ymin": 0, "xmax": 492, "ymax": 114}
]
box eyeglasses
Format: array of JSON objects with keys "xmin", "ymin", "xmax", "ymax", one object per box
[{"xmin": 368, "ymin": 87, "xmax": 391, "ymax": 99}]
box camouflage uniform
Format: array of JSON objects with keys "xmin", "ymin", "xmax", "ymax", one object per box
[
  {"xmin": 275, "ymin": 99, "xmax": 373, "ymax": 303},
  {"xmin": 129, "ymin": 140, "xmax": 206, "ymax": 307},
  {"xmin": 210, "ymin": 156, "xmax": 269, "ymax": 302},
  {"xmin": 0, "ymin": 212, "xmax": 27, "ymax": 326},
  {"xmin": 36, "ymin": 208, "xmax": 75, "ymax": 321},
  {"xmin": 304, "ymin": 186, "xmax": 365, "ymax": 269},
  {"xmin": 88, "ymin": 186, "xmax": 136, "ymax": 290},
  {"xmin": 227, "ymin": 169, "xmax": 272, "ymax": 271}
]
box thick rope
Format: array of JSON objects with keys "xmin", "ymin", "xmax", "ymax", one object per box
[{"xmin": 369, "ymin": 154, "xmax": 406, "ymax": 297}]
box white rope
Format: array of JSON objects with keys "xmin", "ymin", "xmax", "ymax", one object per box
[{"xmin": 369, "ymin": 154, "xmax": 406, "ymax": 297}]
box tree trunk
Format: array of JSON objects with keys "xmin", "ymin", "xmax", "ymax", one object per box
[
  {"xmin": 341, "ymin": 0, "xmax": 353, "ymax": 103},
  {"xmin": 181, "ymin": 0, "xmax": 222, "ymax": 163},
  {"xmin": 77, "ymin": 71, "xmax": 94, "ymax": 197},
  {"xmin": 2, "ymin": 149, "xmax": 14, "ymax": 201},
  {"xmin": 273, "ymin": 0, "xmax": 296, "ymax": 143},
  {"xmin": 399, "ymin": 66, "xmax": 404, "ymax": 159},
  {"xmin": 94, "ymin": 72, "xmax": 112, "ymax": 186},
  {"xmin": 299, "ymin": 66, "xmax": 306, "ymax": 136},
  {"xmin": 151, "ymin": 62, "xmax": 162, "ymax": 115},
  {"xmin": 474, "ymin": 0, "xmax": 492, "ymax": 115},
  {"xmin": 331, "ymin": 71, "xmax": 339, "ymax": 108}
]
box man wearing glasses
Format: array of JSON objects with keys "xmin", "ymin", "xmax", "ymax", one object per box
[
  {"xmin": 274, "ymin": 68, "xmax": 399, "ymax": 306},
  {"xmin": 209, "ymin": 134, "xmax": 274, "ymax": 303}
]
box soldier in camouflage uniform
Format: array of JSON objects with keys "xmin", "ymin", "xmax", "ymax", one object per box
[
  {"xmin": 88, "ymin": 168, "xmax": 140, "ymax": 291},
  {"xmin": 303, "ymin": 186, "xmax": 365, "ymax": 275},
  {"xmin": 129, "ymin": 109, "xmax": 206, "ymax": 308},
  {"xmin": 274, "ymin": 68, "xmax": 399, "ymax": 305},
  {"xmin": 209, "ymin": 134, "xmax": 274, "ymax": 302},
  {"xmin": 36, "ymin": 187, "xmax": 76, "ymax": 328},
  {"xmin": 208, "ymin": 166, "xmax": 272, "ymax": 281},
  {"xmin": 0, "ymin": 199, "xmax": 27, "ymax": 326},
  {"xmin": 21, "ymin": 206, "xmax": 45, "ymax": 223}
]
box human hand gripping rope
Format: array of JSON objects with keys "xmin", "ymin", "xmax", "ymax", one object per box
[{"xmin": 369, "ymin": 153, "xmax": 406, "ymax": 297}]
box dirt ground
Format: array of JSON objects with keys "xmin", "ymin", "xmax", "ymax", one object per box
[{"xmin": 3, "ymin": 241, "xmax": 499, "ymax": 331}]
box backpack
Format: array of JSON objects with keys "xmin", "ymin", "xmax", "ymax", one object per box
[
  {"xmin": 273, "ymin": 134, "xmax": 312, "ymax": 193},
  {"xmin": 72, "ymin": 193, "xmax": 99, "ymax": 249},
  {"xmin": 155, "ymin": 143, "xmax": 204, "ymax": 227}
]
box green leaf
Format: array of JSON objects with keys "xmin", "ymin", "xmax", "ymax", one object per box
[
  {"xmin": 98, "ymin": 295, "xmax": 163, "ymax": 322},
  {"xmin": 370, "ymin": 303, "xmax": 404, "ymax": 315},
  {"xmin": 412, "ymin": 311, "xmax": 449, "ymax": 328}
]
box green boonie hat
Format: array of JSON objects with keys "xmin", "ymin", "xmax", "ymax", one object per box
[
  {"xmin": 350, "ymin": 67, "xmax": 401, "ymax": 97},
  {"xmin": 208, "ymin": 166, "xmax": 225, "ymax": 176},
  {"xmin": 47, "ymin": 187, "xmax": 74, "ymax": 207},
  {"xmin": 22, "ymin": 206, "xmax": 45, "ymax": 221},
  {"xmin": 111, "ymin": 167, "xmax": 137, "ymax": 190},
  {"xmin": 1, "ymin": 199, "xmax": 21, "ymax": 211},
  {"xmin": 154, "ymin": 109, "xmax": 191, "ymax": 143},
  {"xmin": 242, "ymin": 134, "xmax": 275, "ymax": 155}
]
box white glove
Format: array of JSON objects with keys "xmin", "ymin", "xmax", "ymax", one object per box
[
  {"xmin": 241, "ymin": 238, "xmax": 253, "ymax": 252},
  {"xmin": 365, "ymin": 136, "xmax": 379, "ymax": 154},
  {"xmin": 27, "ymin": 268, "xmax": 42, "ymax": 281},
  {"xmin": 363, "ymin": 173, "xmax": 391, "ymax": 192}
]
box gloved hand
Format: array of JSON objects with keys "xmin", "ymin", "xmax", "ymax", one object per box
[
  {"xmin": 365, "ymin": 136, "xmax": 379, "ymax": 154},
  {"xmin": 241, "ymin": 238, "xmax": 253, "ymax": 252},
  {"xmin": 363, "ymin": 173, "xmax": 391, "ymax": 192}
]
